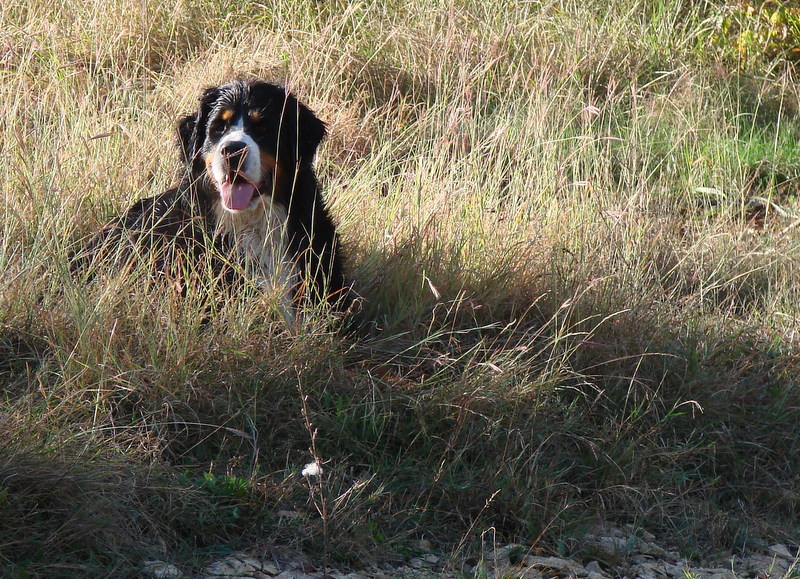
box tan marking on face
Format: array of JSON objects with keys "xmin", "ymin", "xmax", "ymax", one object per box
[
  {"xmin": 260, "ymin": 151, "xmax": 277, "ymax": 172},
  {"xmin": 249, "ymin": 110, "xmax": 262, "ymax": 122},
  {"xmin": 204, "ymin": 152, "xmax": 216, "ymax": 183},
  {"xmin": 260, "ymin": 151, "xmax": 289, "ymax": 203},
  {"xmin": 220, "ymin": 109, "xmax": 234, "ymax": 122}
]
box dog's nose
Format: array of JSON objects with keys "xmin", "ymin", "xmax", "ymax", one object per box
[{"xmin": 220, "ymin": 141, "xmax": 249, "ymax": 172}]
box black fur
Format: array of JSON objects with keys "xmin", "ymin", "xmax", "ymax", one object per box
[{"xmin": 72, "ymin": 79, "xmax": 346, "ymax": 306}]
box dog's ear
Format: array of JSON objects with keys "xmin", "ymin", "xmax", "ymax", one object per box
[
  {"xmin": 178, "ymin": 114, "xmax": 196, "ymax": 165},
  {"xmin": 283, "ymin": 95, "xmax": 327, "ymax": 164},
  {"xmin": 296, "ymin": 101, "xmax": 327, "ymax": 162},
  {"xmin": 178, "ymin": 86, "xmax": 220, "ymax": 169}
]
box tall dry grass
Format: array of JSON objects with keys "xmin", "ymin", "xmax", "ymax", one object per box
[{"xmin": 2, "ymin": 0, "xmax": 800, "ymax": 575}]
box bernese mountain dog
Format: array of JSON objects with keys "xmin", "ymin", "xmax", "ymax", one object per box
[{"xmin": 72, "ymin": 79, "xmax": 346, "ymax": 314}]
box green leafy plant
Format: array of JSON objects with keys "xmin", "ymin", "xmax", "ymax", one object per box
[
  {"xmin": 710, "ymin": 1, "xmax": 800, "ymax": 68},
  {"xmin": 3, "ymin": 0, "xmax": 800, "ymax": 576},
  {"xmin": 199, "ymin": 472, "xmax": 251, "ymax": 499}
]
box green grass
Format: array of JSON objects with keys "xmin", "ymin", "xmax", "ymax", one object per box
[{"xmin": 2, "ymin": 0, "xmax": 800, "ymax": 576}]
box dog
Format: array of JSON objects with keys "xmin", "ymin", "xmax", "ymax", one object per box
[{"xmin": 72, "ymin": 79, "xmax": 346, "ymax": 314}]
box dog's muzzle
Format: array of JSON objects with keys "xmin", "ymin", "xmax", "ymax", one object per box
[
  {"xmin": 219, "ymin": 141, "xmax": 256, "ymax": 210},
  {"xmin": 213, "ymin": 136, "xmax": 264, "ymax": 212}
]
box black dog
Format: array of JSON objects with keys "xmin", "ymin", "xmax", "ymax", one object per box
[{"xmin": 72, "ymin": 79, "xmax": 346, "ymax": 312}]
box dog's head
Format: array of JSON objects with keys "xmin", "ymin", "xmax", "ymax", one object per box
[{"xmin": 179, "ymin": 79, "xmax": 326, "ymax": 212}]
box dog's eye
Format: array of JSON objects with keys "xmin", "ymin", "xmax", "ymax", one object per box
[
  {"xmin": 208, "ymin": 119, "xmax": 226, "ymax": 136},
  {"xmin": 209, "ymin": 108, "xmax": 235, "ymax": 137},
  {"xmin": 248, "ymin": 111, "xmax": 269, "ymax": 132}
]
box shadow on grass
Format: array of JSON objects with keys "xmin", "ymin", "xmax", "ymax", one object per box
[{"xmin": 1, "ymin": 248, "xmax": 799, "ymax": 573}]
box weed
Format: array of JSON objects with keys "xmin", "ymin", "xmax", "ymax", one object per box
[{"xmin": 1, "ymin": 0, "xmax": 800, "ymax": 575}]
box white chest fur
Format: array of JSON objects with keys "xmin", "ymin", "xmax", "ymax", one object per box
[{"xmin": 213, "ymin": 199, "xmax": 299, "ymax": 298}]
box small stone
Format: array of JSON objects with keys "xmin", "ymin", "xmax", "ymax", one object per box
[
  {"xmin": 414, "ymin": 539, "xmax": 433, "ymax": 551},
  {"xmin": 224, "ymin": 554, "xmax": 256, "ymax": 574},
  {"xmin": 754, "ymin": 553, "xmax": 790, "ymax": 574},
  {"xmin": 238, "ymin": 555, "xmax": 269, "ymax": 570},
  {"xmin": 423, "ymin": 554, "xmax": 440, "ymax": 565},
  {"xmin": 408, "ymin": 557, "xmax": 426, "ymax": 569},
  {"xmin": 639, "ymin": 542, "xmax": 668, "ymax": 557},
  {"xmin": 523, "ymin": 555, "xmax": 586, "ymax": 575},
  {"xmin": 587, "ymin": 535, "xmax": 631, "ymax": 555},
  {"xmin": 202, "ymin": 560, "xmax": 241, "ymax": 576},
  {"xmin": 585, "ymin": 560, "xmax": 608, "ymax": 577},
  {"xmin": 661, "ymin": 563, "xmax": 686, "ymax": 577},
  {"xmin": 260, "ymin": 561, "xmax": 280, "ymax": 575},
  {"xmin": 769, "ymin": 543, "xmax": 794, "ymax": 560},
  {"xmin": 142, "ymin": 561, "xmax": 183, "ymax": 579},
  {"xmin": 283, "ymin": 560, "xmax": 316, "ymax": 573},
  {"xmin": 629, "ymin": 568, "xmax": 658, "ymax": 579}
]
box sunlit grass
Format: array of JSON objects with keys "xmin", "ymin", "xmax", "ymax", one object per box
[{"xmin": 1, "ymin": 0, "xmax": 800, "ymax": 575}]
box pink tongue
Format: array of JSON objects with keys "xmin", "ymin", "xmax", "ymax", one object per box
[{"xmin": 221, "ymin": 181, "xmax": 256, "ymax": 211}]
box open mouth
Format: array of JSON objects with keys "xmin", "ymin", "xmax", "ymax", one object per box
[
  {"xmin": 218, "ymin": 173, "xmax": 272, "ymax": 212},
  {"xmin": 210, "ymin": 137, "xmax": 275, "ymax": 212},
  {"xmin": 220, "ymin": 173, "xmax": 258, "ymax": 211}
]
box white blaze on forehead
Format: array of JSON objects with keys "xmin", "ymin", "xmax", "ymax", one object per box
[
  {"xmin": 210, "ymin": 115, "xmax": 266, "ymax": 212},
  {"xmin": 210, "ymin": 116, "xmax": 262, "ymax": 185}
]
